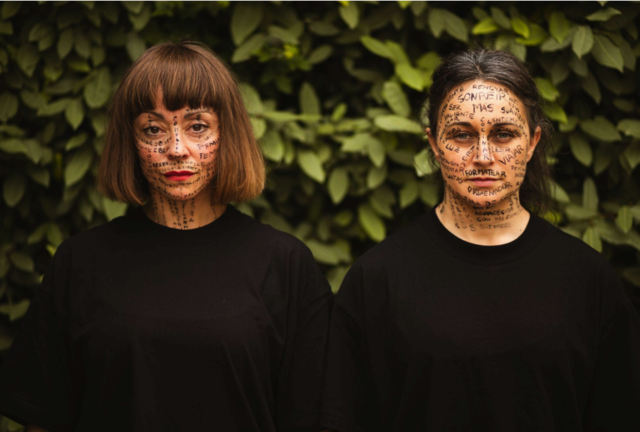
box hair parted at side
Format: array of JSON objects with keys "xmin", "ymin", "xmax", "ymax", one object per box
[
  {"xmin": 98, "ymin": 41, "xmax": 265, "ymax": 206},
  {"xmin": 423, "ymin": 48, "xmax": 554, "ymax": 215}
]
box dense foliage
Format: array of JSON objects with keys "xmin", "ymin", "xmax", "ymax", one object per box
[{"xmin": 0, "ymin": 2, "xmax": 639, "ymax": 426}]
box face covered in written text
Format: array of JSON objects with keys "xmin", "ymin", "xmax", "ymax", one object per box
[
  {"xmin": 428, "ymin": 80, "xmax": 541, "ymax": 210},
  {"xmin": 133, "ymin": 103, "xmax": 220, "ymax": 202}
]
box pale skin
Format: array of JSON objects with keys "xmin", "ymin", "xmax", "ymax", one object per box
[
  {"xmin": 133, "ymin": 100, "xmax": 226, "ymax": 229},
  {"xmin": 427, "ymin": 79, "xmax": 541, "ymax": 246}
]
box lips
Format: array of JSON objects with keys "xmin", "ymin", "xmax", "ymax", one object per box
[
  {"xmin": 163, "ymin": 171, "xmax": 195, "ymax": 181},
  {"xmin": 469, "ymin": 177, "xmax": 499, "ymax": 187}
]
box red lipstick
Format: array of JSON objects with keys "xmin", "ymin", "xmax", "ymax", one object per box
[{"xmin": 163, "ymin": 171, "xmax": 194, "ymax": 181}]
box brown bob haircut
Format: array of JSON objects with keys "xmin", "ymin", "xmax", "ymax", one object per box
[{"xmin": 98, "ymin": 41, "xmax": 265, "ymax": 206}]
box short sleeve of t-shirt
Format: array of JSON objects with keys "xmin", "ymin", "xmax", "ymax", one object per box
[
  {"xmin": 275, "ymin": 243, "xmax": 333, "ymax": 432},
  {"xmin": 0, "ymin": 243, "xmax": 79, "ymax": 431}
]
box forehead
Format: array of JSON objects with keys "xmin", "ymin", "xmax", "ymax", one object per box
[{"xmin": 439, "ymin": 80, "xmax": 527, "ymax": 127}]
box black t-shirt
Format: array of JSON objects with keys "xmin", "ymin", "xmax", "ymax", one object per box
[
  {"xmin": 322, "ymin": 209, "xmax": 640, "ymax": 432},
  {"xmin": 0, "ymin": 206, "xmax": 332, "ymax": 432}
]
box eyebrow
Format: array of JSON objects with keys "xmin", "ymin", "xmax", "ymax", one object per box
[
  {"xmin": 142, "ymin": 111, "xmax": 165, "ymax": 120},
  {"xmin": 492, "ymin": 122, "xmax": 523, "ymax": 129},
  {"xmin": 444, "ymin": 122, "xmax": 472, "ymax": 128},
  {"xmin": 184, "ymin": 109, "xmax": 211, "ymax": 119}
]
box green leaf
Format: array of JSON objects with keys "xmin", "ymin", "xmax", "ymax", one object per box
[
  {"xmin": 231, "ymin": 33, "xmax": 265, "ymax": 63},
  {"xmin": 102, "ymin": 197, "xmax": 127, "ymax": 221},
  {"xmin": 624, "ymin": 142, "xmax": 640, "ymax": 170},
  {"xmin": 381, "ymin": 81, "xmax": 410, "ymax": 117},
  {"xmin": 617, "ymin": 206, "xmax": 633, "ymax": 234},
  {"xmin": 57, "ymin": 28, "xmax": 74, "ymax": 59},
  {"xmin": 1, "ymin": 2, "xmax": 21, "ymax": 19},
  {"xmin": 306, "ymin": 240, "xmax": 340, "ymax": 265},
  {"xmin": 580, "ymin": 116, "xmax": 621, "ymax": 142},
  {"xmin": 534, "ymin": 78, "xmax": 559, "ymax": 101},
  {"xmin": 128, "ymin": 3, "xmax": 151, "ymax": 31},
  {"xmin": 569, "ymin": 133, "xmax": 593, "ymax": 166},
  {"xmin": 64, "ymin": 146, "xmax": 93, "ymax": 186},
  {"xmin": 84, "ymin": 67, "xmax": 111, "ymax": 109},
  {"xmin": 367, "ymin": 164, "xmax": 387, "ymax": 189},
  {"xmin": 385, "ymin": 41, "xmax": 410, "ymax": 65},
  {"xmin": 0, "ymin": 299, "xmax": 30, "ymax": 322},
  {"xmin": 125, "ymin": 31, "xmax": 146, "ymax": 61},
  {"xmin": 331, "ymin": 103, "xmax": 347, "ymax": 123},
  {"xmin": 0, "ymin": 92, "xmax": 18, "ymax": 122},
  {"xmin": 491, "ymin": 7, "xmax": 511, "ymax": 29},
  {"xmin": 268, "ymin": 25, "xmax": 298, "ymax": 44},
  {"xmin": 551, "ymin": 181, "xmax": 570, "ymax": 203},
  {"xmin": 618, "ymin": 119, "xmax": 640, "ymax": 139},
  {"xmin": 367, "ymin": 137, "xmax": 386, "ymax": 168},
  {"xmin": 17, "ymin": 44, "xmax": 39, "ymax": 77},
  {"xmin": 374, "ymin": 115, "xmax": 423, "ymax": 134},
  {"xmin": 442, "ymin": 9, "xmax": 468, "ymax": 42},
  {"xmin": 472, "ymin": 17, "xmax": 500, "ymax": 35},
  {"xmin": 37, "ymin": 98, "xmax": 71, "ymax": 116},
  {"xmin": 543, "ymin": 103, "xmax": 567, "ymax": 124},
  {"xmin": 299, "ymin": 82, "xmax": 320, "ymax": 116},
  {"xmin": 580, "ymin": 72, "xmax": 601, "ymax": 104},
  {"xmin": 586, "ymin": 7, "xmax": 621, "ymax": 22},
  {"xmin": 339, "ymin": 2, "xmax": 359, "ymax": 29},
  {"xmin": 74, "ymin": 29, "xmax": 91, "ymax": 59},
  {"xmin": 512, "ymin": 18, "xmax": 530, "ymax": 39},
  {"xmin": 428, "ymin": 8, "xmax": 446, "ymax": 38},
  {"xmin": 583, "ymin": 177, "xmax": 598, "ymax": 211},
  {"xmin": 572, "ymin": 26, "xmax": 593, "ymax": 59},
  {"xmin": 594, "ymin": 144, "xmax": 613, "ymax": 175},
  {"xmin": 358, "ymin": 204, "xmax": 386, "ymax": 242},
  {"xmin": 360, "ymin": 36, "xmax": 393, "ymax": 60},
  {"xmin": 591, "ymin": 35, "xmax": 624, "ymax": 72},
  {"xmin": 66, "ymin": 133, "xmax": 88, "ymax": 151},
  {"xmin": 3, "ymin": 172, "xmax": 27, "ymax": 208},
  {"xmin": 328, "ymin": 167, "xmax": 349, "ymax": 204},
  {"xmin": 549, "ymin": 11, "xmax": 571, "ymax": 43},
  {"xmin": 65, "ymin": 98, "xmax": 84, "ymax": 130},
  {"xmin": 260, "ymin": 130, "xmax": 284, "ymax": 162},
  {"xmin": 395, "ymin": 64, "xmax": 423, "ymax": 91},
  {"xmin": 514, "ymin": 23, "xmax": 547, "ymax": 46},
  {"xmin": 250, "ymin": 117, "xmax": 266, "ymax": 140},
  {"xmin": 399, "ymin": 179, "xmax": 418, "ymax": 208},
  {"xmin": 231, "ymin": 2, "xmax": 263, "ymax": 45},
  {"xmin": 122, "ymin": 1, "xmax": 143, "ymax": 14},
  {"xmin": 47, "ymin": 223, "xmax": 63, "ymax": 246},
  {"xmin": 239, "ymin": 83, "xmax": 264, "ymax": 115},
  {"xmin": 26, "ymin": 165, "xmax": 50, "ymax": 188},
  {"xmin": 297, "ymin": 150, "xmax": 325, "ymax": 183},
  {"xmin": 308, "ymin": 45, "xmax": 333, "ymax": 64},
  {"xmin": 369, "ymin": 185, "xmax": 395, "ymax": 218},
  {"xmin": 582, "ymin": 227, "xmax": 602, "ymax": 252}
]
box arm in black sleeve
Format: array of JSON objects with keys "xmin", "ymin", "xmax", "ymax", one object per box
[
  {"xmin": 275, "ymin": 245, "xmax": 333, "ymax": 432},
  {"xmin": 584, "ymin": 269, "xmax": 640, "ymax": 432},
  {"xmin": 0, "ymin": 244, "xmax": 77, "ymax": 431},
  {"xmin": 321, "ymin": 264, "xmax": 379, "ymax": 432}
]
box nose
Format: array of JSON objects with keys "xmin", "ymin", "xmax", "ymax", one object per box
[
  {"xmin": 473, "ymin": 137, "xmax": 494, "ymax": 165},
  {"xmin": 167, "ymin": 120, "xmax": 189, "ymax": 160}
]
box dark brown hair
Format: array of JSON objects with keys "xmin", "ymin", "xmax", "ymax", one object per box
[
  {"xmin": 98, "ymin": 41, "xmax": 265, "ymax": 205},
  {"xmin": 424, "ymin": 49, "xmax": 553, "ymax": 214}
]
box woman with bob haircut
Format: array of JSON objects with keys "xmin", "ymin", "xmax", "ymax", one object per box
[
  {"xmin": 321, "ymin": 49, "xmax": 640, "ymax": 431},
  {"xmin": 0, "ymin": 41, "xmax": 332, "ymax": 432}
]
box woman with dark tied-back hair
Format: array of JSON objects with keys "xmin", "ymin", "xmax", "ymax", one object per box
[
  {"xmin": 0, "ymin": 41, "xmax": 332, "ymax": 432},
  {"xmin": 321, "ymin": 49, "xmax": 640, "ymax": 431}
]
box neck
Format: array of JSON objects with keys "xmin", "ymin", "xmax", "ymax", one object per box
[
  {"xmin": 436, "ymin": 185, "xmax": 530, "ymax": 246},
  {"xmin": 143, "ymin": 187, "xmax": 227, "ymax": 230}
]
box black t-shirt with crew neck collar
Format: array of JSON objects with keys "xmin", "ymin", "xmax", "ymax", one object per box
[
  {"xmin": 322, "ymin": 208, "xmax": 640, "ymax": 432},
  {"xmin": 0, "ymin": 206, "xmax": 332, "ymax": 432}
]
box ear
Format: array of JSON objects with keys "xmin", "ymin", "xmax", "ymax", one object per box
[
  {"xmin": 426, "ymin": 127, "xmax": 440, "ymax": 161},
  {"xmin": 526, "ymin": 126, "xmax": 542, "ymax": 163}
]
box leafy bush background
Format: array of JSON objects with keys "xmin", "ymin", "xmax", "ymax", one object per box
[{"xmin": 1, "ymin": 1, "xmax": 640, "ymax": 427}]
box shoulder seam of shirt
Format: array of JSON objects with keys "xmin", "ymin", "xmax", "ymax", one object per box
[{"xmin": 333, "ymin": 299, "xmax": 366, "ymax": 331}]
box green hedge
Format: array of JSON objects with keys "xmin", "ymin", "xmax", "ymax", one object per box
[{"xmin": 0, "ymin": 3, "xmax": 639, "ymax": 425}]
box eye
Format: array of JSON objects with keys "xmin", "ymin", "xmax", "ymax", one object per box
[
  {"xmin": 192, "ymin": 123, "xmax": 208, "ymax": 133},
  {"xmin": 143, "ymin": 126, "xmax": 161, "ymax": 136},
  {"xmin": 455, "ymin": 133, "xmax": 472, "ymax": 141},
  {"xmin": 495, "ymin": 131, "xmax": 512, "ymax": 140}
]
